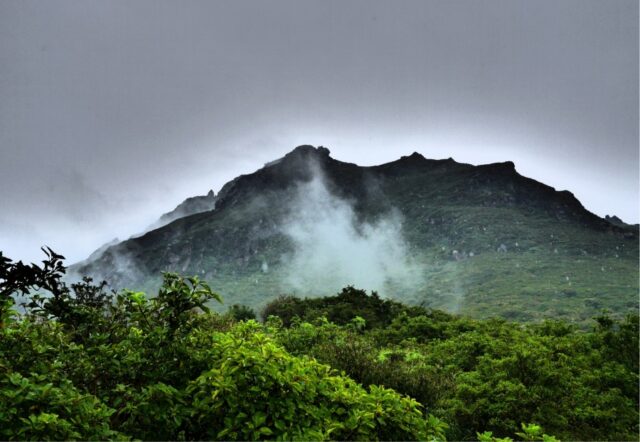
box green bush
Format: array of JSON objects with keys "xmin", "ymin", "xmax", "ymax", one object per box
[
  {"xmin": 270, "ymin": 312, "xmax": 638, "ymax": 440},
  {"xmin": 186, "ymin": 322, "xmax": 446, "ymax": 441},
  {"xmin": 0, "ymin": 371, "xmax": 125, "ymax": 441},
  {"xmin": 227, "ymin": 303, "xmax": 257, "ymax": 321}
]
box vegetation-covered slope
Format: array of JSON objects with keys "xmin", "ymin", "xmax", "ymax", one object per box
[{"xmin": 72, "ymin": 145, "xmax": 638, "ymax": 324}]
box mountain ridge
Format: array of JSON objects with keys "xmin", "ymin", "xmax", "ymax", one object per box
[{"xmin": 71, "ymin": 145, "xmax": 638, "ymax": 324}]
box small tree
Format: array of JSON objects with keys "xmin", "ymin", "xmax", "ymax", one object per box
[{"xmin": 227, "ymin": 304, "xmax": 256, "ymax": 321}]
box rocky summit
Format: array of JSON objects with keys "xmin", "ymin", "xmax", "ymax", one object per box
[{"xmin": 71, "ymin": 145, "xmax": 638, "ymax": 324}]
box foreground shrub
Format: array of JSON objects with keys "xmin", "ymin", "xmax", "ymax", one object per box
[
  {"xmin": 0, "ymin": 371, "xmax": 125, "ymax": 441},
  {"xmin": 186, "ymin": 322, "xmax": 447, "ymax": 441}
]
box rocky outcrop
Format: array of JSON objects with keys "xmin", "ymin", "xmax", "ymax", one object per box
[{"xmin": 150, "ymin": 190, "xmax": 217, "ymax": 230}]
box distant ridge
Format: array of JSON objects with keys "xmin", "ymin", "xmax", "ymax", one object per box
[{"xmin": 157, "ymin": 189, "xmax": 217, "ymax": 226}]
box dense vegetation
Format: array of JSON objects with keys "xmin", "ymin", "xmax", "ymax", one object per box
[
  {"xmin": 263, "ymin": 289, "xmax": 638, "ymax": 440},
  {"xmin": 2, "ymin": 249, "xmax": 638, "ymax": 440}
]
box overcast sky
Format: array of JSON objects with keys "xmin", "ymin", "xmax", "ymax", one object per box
[{"xmin": 1, "ymin": 0, "xmax": 638, "ymax": 264}]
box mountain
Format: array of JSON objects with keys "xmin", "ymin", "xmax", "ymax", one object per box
[{"xmin": 71, "ymin": 145, "xmax": 638, "ymax": 324}]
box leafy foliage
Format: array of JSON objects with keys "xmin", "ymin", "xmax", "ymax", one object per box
[
  {"xmin": 261, "ymin": 286, "xmax": 421, "ymax": 328},
  {"xmin": 0, "ymin": 250, "xmax": 444, "ymax": 440},
  {"xmin": 266, "ymin": 291, "xmax": 639, "ymax": 441},
  {"xmin": 227, "ymin": 303, "xmax": 257, "ymax": 321},
  {"xmin": 0, "ymin": 371, "xmax": 125, "ymax": 441},
  {"xmin": 186, "ymin": 322, "xmax": 442, "ymax": 441}
]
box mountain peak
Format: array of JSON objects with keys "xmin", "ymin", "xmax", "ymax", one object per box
[
  {"xmin": 403, "ymin": 152, "xmax": 426, "ymax": 161},
  {"xmin": 476, "ymin": 160, "xmax": 517, "ymax": 175},
  {"xmin": 285, "ymin": 145, "xmax": 331, "ymax": 159},
  {"xmin": 396, "ymin": 152, "xmax": 460, "ymax": 165},
  {"xmin": 605, "ymin": 214, "xmax": 638, "ymax": 229}
]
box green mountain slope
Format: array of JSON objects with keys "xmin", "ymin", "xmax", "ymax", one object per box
[{"xmin": 72, "ymin": 145, "xmax": 638, "ymax": 324}]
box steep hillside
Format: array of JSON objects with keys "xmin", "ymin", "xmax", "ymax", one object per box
[{"xmin": 72, "ymin": 145, "xmax": 638, "ymax": 324}]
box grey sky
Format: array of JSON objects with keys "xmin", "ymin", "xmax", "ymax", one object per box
[{"xmin": 1, "ymin": 0, "xmax": 638, "ymax": 264}]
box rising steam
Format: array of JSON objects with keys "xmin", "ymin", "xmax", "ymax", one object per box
[{"xmin": 280, "ymin": 169, "xmax": 424, "ymax": 296}]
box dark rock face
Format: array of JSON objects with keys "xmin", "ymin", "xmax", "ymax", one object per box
[
  {"xmin": 605, "ymin": 215, "xmax": 638, "ymax": 229},
  {"xmin": 606, "ymin": 215, "xmax": 624, "ymax": 224}
]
